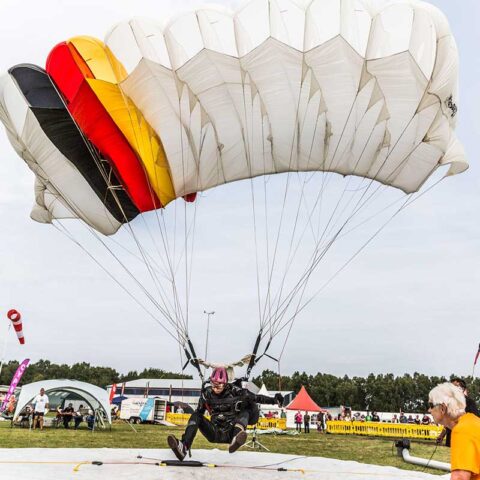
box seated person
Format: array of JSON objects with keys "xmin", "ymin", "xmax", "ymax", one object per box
[
  {"xmin": 17, "ymin": 404, "xmax": 33, "ymax": 427},
  {"xmin": 61, "ymin": 403, "xmax": 75, "ymax": 428},
  {"xmin": 86, "ymin": 410, "xmax": 95, "ymax": 430},
  {"xmin": 74, "ymin": 404, "xmax": 84, "ymax": 429}
]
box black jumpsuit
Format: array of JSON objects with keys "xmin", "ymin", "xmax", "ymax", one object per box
[{"xmin": 182, "ymin": 383, "xmax": 277, "ymax": 447}]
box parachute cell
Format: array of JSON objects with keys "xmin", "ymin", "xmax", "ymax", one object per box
[
  {"xmin": 0, "ymin": 66, "xmax": 132, "ymax": 234},
  {"xmin": 46, "ymin": 37, "xmax": 176, "ymax": 211}
]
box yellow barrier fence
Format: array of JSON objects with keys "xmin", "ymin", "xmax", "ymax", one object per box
[
  {"xmin": 326, "ymin": 420, "xmax": 443, "ymax": 440},
  {"xmin": 165, "ymin": 413, "xmax": 191, "ymax": 426},
  {"xmin": 166, "ymin": 413, "xmax": 286, "ymax": 430}
]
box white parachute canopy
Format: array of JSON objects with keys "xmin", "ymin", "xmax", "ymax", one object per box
[{"xmin": 0, "ymin": 0, "xmax": 468, "ymax": 374}]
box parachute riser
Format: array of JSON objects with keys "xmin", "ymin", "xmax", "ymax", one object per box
[
  {"xmin": 243, "ymin": 331, "xmax": 278, "ymax": 381},
  {"xmin": 182, "ymin": 337, "xmax": 204, "ymax": 382}
]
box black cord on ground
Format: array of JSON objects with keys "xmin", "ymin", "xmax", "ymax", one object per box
[{"xmin": 421, "ymin": 444, "xmax": 439, "ymax": 473}]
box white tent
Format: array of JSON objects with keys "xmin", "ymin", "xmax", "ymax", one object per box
[
  {"xmin": 257, "ymin": 383, "xmax": 270, "ymax": 396},
  {"xmin": 13, "ymin": 379, "xmax": 111, "ymax": 424}
]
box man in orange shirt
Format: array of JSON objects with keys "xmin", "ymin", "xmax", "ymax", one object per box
[{"xmin": 429, "ymin": 382, "xmax": 480, "ymax": 480}]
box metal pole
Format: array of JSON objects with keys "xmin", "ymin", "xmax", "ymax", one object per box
[
  {"xmin": 203, "ymin": 310, "xmax": 215, "ymax": 362},
  {"xmin": 0, "ymin": 324, "xmax": 12, "ymax": 379}
]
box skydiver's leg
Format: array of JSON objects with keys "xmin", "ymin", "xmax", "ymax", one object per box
[
  {"xmin": 228, "ymin": 410, "xmax": 249, "ymax": 453},
  {"xmin": 168, "ymin": 412, "xmax": 208, "ymax": 461},
  {"xmin": 248, "ymin": 402, "xmax": 260, "ymax": 426},
  {"xmin": 195, "ymin": 415, "xmax": 218, "ymax": 443},
  {"xmin": 181, "ymin": 412, "xmax": 217, "ymax": 447}
]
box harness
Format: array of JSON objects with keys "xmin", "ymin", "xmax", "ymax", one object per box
[{"xmin": 204, "ymin": 386, "xmax": 250, "ymax": 428}]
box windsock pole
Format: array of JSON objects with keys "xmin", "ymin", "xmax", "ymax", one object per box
[{"xmin": 0, "ymin": 323, "xmax": 11, "ymax": 378}]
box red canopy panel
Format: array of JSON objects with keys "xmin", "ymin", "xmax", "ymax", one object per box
[{"xmin": 46, "ymin": 42, "xmax": 160, "ymax": 212}]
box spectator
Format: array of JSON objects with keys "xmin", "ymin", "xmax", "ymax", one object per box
[
  {"xmin": 61, "ymin": 403, "xmax": 74, "ymax": 429},
  {"xmin": 6, "ymin": 394, "xmax": 16, "ymax": 415},
  {"xmin": 399, "ymin": 413, "xmax": 407, "ymax": 424},
  {"xmin": 438, "ymin": 378, "xmax": 479, "ymax": 448},
  {"xmin": 280, "ymin": 409, "xmax": 286, "ymax": 419},
  {"xmin": 407, "ymin": 415, "xmax": 415, "ymax": 424},
  {"xmin": 18, "ymin": 404, "xmax": 33, "ymax": 428},
  {"xmin": 304, "ymin": 411, "xmax": 311, "ymax": 433},
  {"xmin": 371, "ymin": 411, "xmax": 380, "ymax": 422},
  {"xmin": 32, "ymin": 388, "xmax": 49, "ymax": 430},
  {"xmin": 421, "ymin": 413, "xmax": 431, "ymax": 425},
  {"xmin": 317, "ymin": 411, "xmax": 325, "ymax": 433},
  {"xmin": 176, "ymin": 406, "xmax": 184, "ymax": 414},
  {"xmin": 392, "ymin": 414, "xmax": 399, "ymax": 424},
  {"xmin": 414, "ymin": 414, "xmax": 421, "ymax": 425},
  {"xmin": 294, "ymin": 410, "xmax": 302, "ymax": 432},
  {"xmin": 429, "ymin": 382, "xmax": 480, "ymax": 480},
  {"xmin": 74, "ymin": 404, "xmax": 84, "ymax": 429},
  {"xmin": 55, "ymin": 405, "xmax": 63, "ymax": 426},
  {"xmin": 110, "ymin": 405, "xmax": 119, "ymax": 420},
  {"xmin": 365, "ymin": 411, "xmax": 372, "ymax": 422},
  {"xmin": 86, "ymin": 410, "xmax": 95, "ymax": 430}
]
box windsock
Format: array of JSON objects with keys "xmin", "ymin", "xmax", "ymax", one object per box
[{"xmin": 7, "ymin": 309, "xmax": 24, "ymax": 345}]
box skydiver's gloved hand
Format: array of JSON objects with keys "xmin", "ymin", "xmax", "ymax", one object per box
[{"xmin": 274, "ymin": 393, "xmax": 284, "ymax": 407}]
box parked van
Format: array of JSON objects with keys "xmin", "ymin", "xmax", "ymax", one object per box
[{"xmin": 119, "ymin": 397, "xmax": 167, "ymax": 424}]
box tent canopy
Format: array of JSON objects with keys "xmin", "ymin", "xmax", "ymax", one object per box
[
  {"xmin": 257, "ymin": 383, "xmax": 270, "ymax": 396},
  {"xmin": 286, "ymin": 386, "xmax": 323, "ymax": 412},
  {"xmin": 13, "ymin": 379, "xmax": 111, "ymax": 423}
]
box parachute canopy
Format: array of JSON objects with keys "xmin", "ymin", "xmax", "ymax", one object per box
[
  {"xmin": 0, "ymin": 0, "xmax": 467, "ymax": 236},
  {"xmin": 0, "ymin": 0, "xmax": 468, "ymax": 375}
]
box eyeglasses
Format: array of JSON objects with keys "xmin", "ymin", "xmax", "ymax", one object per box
[
  {"xmin": 428, "ymin": 402, "xmax": 443, "ymax": 409},
  {"xmin": 211, "ymin": 382, "xmax": 225, "ymax": 389}
]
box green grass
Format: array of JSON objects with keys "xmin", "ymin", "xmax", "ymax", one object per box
[{"xmin": 0, "ymin": 421, "xmax": 450, "ymax": 474}]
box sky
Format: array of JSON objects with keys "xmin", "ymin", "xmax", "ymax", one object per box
[{"xmin": 0, "ymin": 0, "xmax": 478, "ymax": 380}]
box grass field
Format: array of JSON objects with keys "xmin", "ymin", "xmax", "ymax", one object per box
[{"xmin": 0, "ymin": 421, "xmax": 450, "ymax": 474}]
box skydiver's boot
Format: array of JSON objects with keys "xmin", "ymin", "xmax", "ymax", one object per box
[
  {"xmin": 228, "ymin": 425, "xmax": 247, "ymax": 454},
  {"xmin": 167, "ymin": 435, "xmax": 189, "ymax": 461}
]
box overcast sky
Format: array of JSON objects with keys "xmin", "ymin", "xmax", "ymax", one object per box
[{"xmin": 0, "ymin": 0, "xmax": 478, "ymax": 380}]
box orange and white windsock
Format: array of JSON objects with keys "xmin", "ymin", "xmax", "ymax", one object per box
[{"xmin": 7, "ymin": 310, "xmax": 24, "ymax": 345}]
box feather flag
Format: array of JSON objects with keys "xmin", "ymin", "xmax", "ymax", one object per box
[
  {"xmin": 109, "ymin": 384, "xmax": 117, "ymax": 403},
  {"xmin": 0, "ymin": 358, "xmax": 29, "ymax": 412}
]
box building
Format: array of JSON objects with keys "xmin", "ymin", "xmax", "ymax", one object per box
[{"xmin": 108, "ymin": 378, "xmax": 262, "ymax": 410}]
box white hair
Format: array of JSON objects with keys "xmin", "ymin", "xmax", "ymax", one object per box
[{"xmin": 429, "ymin": 382, "xmax": 466, "ymax": 419}]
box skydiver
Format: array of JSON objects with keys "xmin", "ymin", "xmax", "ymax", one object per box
[{"xmin": 167, "ymin": 366, "xmax": 283, "ymax": 460}]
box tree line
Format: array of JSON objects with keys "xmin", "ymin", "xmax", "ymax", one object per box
[
  {"xmin": 0, "ymin": 360, "xmax": 191, "ymax": 388},
  {"xmin": 1, "ymin": 360, "xmax": 478, "ymax": 413},
  {"xmin": 252, "ymin": 370, "xmax": 480, "ymax": 413}
]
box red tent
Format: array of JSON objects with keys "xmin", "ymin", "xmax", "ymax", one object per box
[{"xmin": 286, "ymin": 386, "xmax": 324, "ymax": 412}]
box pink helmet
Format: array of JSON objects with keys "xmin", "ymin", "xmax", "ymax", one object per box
[{"xmin": 210, "ymin": 366, "xmax": 228, "ymax": 384}]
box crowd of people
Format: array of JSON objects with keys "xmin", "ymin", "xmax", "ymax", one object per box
[
  {"xmin": 14, "ymin": 387, "xmax": 97, "ymax": 430},
  {"xmin": 334, "ymin": 409, "xmax": 434, "ymax": 425}
]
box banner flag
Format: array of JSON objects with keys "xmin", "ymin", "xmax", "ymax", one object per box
[{"xmin": 0, "ymin": 358, "xmax": 29, "ymax": 412}]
